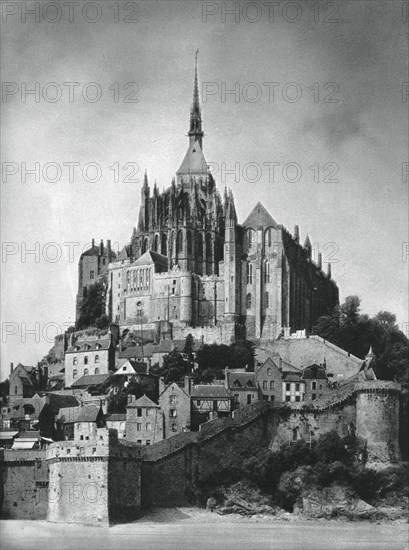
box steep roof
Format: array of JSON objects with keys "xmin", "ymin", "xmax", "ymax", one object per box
[
  {"xmin": 302, "ymin": 364, "xmax": 327, "ymax": 380},
  {"xmin": 114, "ymin": 360, "xmax": 150, "ymax": 375},
  {"xmin": 177, "ymin": 140, "xmax": 208, "ymax": 176},
  {"xmin": 127, "ymin": 394, "xmax": 159, "ymax": 408},
  {"xmin": 227, "ymin": 371, "xmax": 256, "ymax": 389},
  {"xmin": 191, "ymin": 385, "xmax": 232, "ymax": 399},
  {"xmin": 75, "ymin": 405, "xmax": 102, "ymax": 422},
  {"xmin": 131, "ymin": 250, "xmax": 168, "ymax": 270},
  {"xmin": 242, "ymin": 202, "xmax": 278, "ymax": 229}
]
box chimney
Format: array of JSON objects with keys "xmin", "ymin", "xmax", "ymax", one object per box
[
  {"xmin": 92, "ymin": 238, "xmax": 95, "ymax": 248},
  {"xmin": 224, "ymin": 367, "xmax": 229, "ymax": 389},
  {"xmin": 184, "ymin": 375, "xmax": 192, "ymax": 395},
  {"xmin": 327, "ymin": 262, "xmax": 332, "ymax": 278},
  {"xmin": 10, "ymin": 362, "xmax": 14, "ymax": 375},
  {"xmin": 318, "ymin": 252, "xmax": 322, "ymax": 270},
  {"xmin": 99, "ymin": 239, "xmax": 104, "ymax": 255}
]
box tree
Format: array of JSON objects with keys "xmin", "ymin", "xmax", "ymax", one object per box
[
  {"xmin": 76, "ymin": 279, "xmax": 106, "ymax": 330},
  {"xmin": 161, "ymin": 350, "xmax": 191, "ymax": 385}
]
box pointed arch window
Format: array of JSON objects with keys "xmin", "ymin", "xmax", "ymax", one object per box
[
  {"xmin": 247, "ymin": 229, "xmax": 256, "ymax": 248},
  {"xmin": 177, "ymin": 230, "xmax": 183, "ymax": 254},
  {"xmin": 196, "ymin": 233, "xmax": 203, "ymax": 257},
  {"xmin": 247, "ymin": 263, "xmax": 253, "ymax": 284},
  {"xmin": 264, "ymin": 292, "xmax": 269, "ymax": 309},
  {"xmin": 161, "ymin": 234, "xmax": 167, "ymax": 256},
  {"xmin": 84, "ymin": 368, "xmax": 89, "ymax": 376},
  {"xmin": 264, "ymin": 261, "xmax": 271, "ymax": 283},
  {"xmin": 246, "ymin": 293, "xmax": 252, "ymax": 309},
  {"xmin": 154, "ymin": 234, "xmax": 159, "ymax": 252},
  {"xmin": 187, "ymin": 231, "xmax": 193, "ymax": 255}
]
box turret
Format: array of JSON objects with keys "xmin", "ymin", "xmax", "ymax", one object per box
[
  {"xmin": 304, "ymin": 234, "xmax": 312, "ymax": 257},
  {"xmin": 293, "ymin": 225, "xmax": 299, "ymax": 244}
]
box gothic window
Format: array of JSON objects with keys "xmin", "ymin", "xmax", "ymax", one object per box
[
  {"xmin": 187, "ymin": 231, "xmax": 193, "ymax": 255},
  {"xmin": 94, "ymin": 367, "xmax": 99, "ymax": 375},
  {"xmin": 146, "ymin": 268, "xmax": 150, "ymax": 289},
  {"xmin": 73, "ymin": 357, "xmax": 78, "ymax": 365},
  {"xmin": 90, "ymin": 270, "xmax": 94, "ymax": 280},
  {"xmin": 246, "ymin": 293, "xmax": 252, "ymax": 309},
  {"xmin": 84, "ymin": 368, "xmax": 89, "ymax": 376},
  {"xmin": 264, "ymin": 261, "xmax": 271, "ymax": 283},
  {"xmin": 266, "ymin": 227, "xmax": 273, "ymax": 247},
  {"xmin": 247, "ymin": 228, "xmax": 256, "ymax": 248},
  {"xmin": 196, "ymin": 233, "xmax": 203, "ymax": 256},
  {"xmin": 73, "ymin": 369, "xmax": 78, "ymax": 379},
  {"xmin": 264, "ymin": 292, "xmax": 269, "ymax": 309},
  {"xmin": 95, "ymin": 355, "xmax": 99, "ymax": 363},
  {"xmin": 161, "ymin": 233, "xmax": 167, "ymax": 256},
  {"xmin": 263, "ymin": 380, "xmax": 267, "ymax": 390},
  {"xmin": 133, "ymin": 270, "xmax": 137, "ymax": 291},
  {"xmin": 154, "ymin": 234, "xmax": 159, "ymax": 252},
  {"xmin": 177, "ymin": 230, "xmax": 183, "ymax": 254},
  {"xmin": 206, "ymin": 233, "xmax": 212, "ymax": 259},
  {"xmin": 247, "ymin": 263, "xmax": 253, "ymax": 284}
]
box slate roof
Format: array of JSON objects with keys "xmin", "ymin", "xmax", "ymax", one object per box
[
  {"xmin": 127, "ymin": 394, "xmax": 159, "ymax": 408},
  {"xmin": 114, "ymin": 360, "xmax": 149, "ymax": 375},
  {"xmin": 283, "ymin": 373, "xmax": 304, "ymax": 383},
  {"xmin": 177, "ymin": 140, "xmax": 208, "ymax": 175},
  {"xmin": 66, "ymin": 337, "xmax": 111, "ymax": 354},
  {"xmin": 191, "ymin": 385, "xmax": 232, "ymax": 399},
  {"xmin": 130, "ymin": 250, "xmax": 168, "ymax": 270},
  {"xmin": 242, "ymin": 202, "xmax": 279, "ymax": 229},
  {"xmin": 81, "ymin": 245, "xmax": 116, "ymax": 259},
  {"xmin": 119, "ymin": 339, "xmax": 186, "ymax": 359},
  {"xmin": 302, "ymin": 364, "xmax": 327, "ymax": 380},
  {"xmin": 227, "ymin": 371, "xmax": 257, "ymax": 389},
  {"xmin": 76, "ymin": 405, "xmax": 102, "ymax": 423},
  {"xmin": 105, "ymin": 413, "xmax": 126, "ymax": 422},
  {"xmin": 70, "ymin": 374, "xmax": 110, "ymax": 388}
]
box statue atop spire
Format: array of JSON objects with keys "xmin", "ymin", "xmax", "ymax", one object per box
[{"xmin": 188, "ymin": 49, "xmax": 204, "ymax": 149}]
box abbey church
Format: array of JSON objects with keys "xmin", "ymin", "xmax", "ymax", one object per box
[{"xmin": 77, "ymin": 57, "xmax": 339, "ymax": 344}]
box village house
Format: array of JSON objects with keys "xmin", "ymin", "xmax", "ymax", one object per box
[
  {"xmin": 190, "ymin": 385, "xmax": 232, "ymax": 429},
  {"xmin": 158, "ymin": 379, "xmax": 191, "ymax": 438},
  {"xmin": 302, "ymin": 363, "xmax": 329, "ymax": 401},
  {"xmin": 255, "ymin": 357, "xmax": 283, "ymax": 403},
  {"xmin": 224, "ymin": 369, "xmax": 258, "ymax": 409},
  {"xmin": 64, "ymin": 334, "xmax": 116, "ymax": 389},
  {"xmin": 126, "ymin": 394, "xmax": 163, "ymax": 445}
]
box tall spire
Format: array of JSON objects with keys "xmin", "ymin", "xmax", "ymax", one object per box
[{"xmin": 188, "ymin": 49, "xmax": 204, "ymax": 149}]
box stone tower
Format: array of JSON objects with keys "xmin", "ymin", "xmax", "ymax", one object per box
[{"xmin": 130, "ymin": 52, "xmax": 225, "ymax": 277}]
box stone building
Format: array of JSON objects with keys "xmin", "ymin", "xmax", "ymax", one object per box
[
  {"xmin": 9, "ymin": 363, "xmax": 37, "ymax": 404},
  {"xmin": 302, "ymin": 363, "xmax": 329, "ymax": 401},
  {"xmin": 75, "ymin": 239, "xmax": 116, "ymax": 322},
  {"xmin": 158, "ymin": 381, "xmax": 191, "ymax": 438},
  {"xmin": 64, "ymin": 334, "xmax": 116, "ymax": 389},
  {"xmin": 126, "ymin": 394, "xmax": 163, "ymax": 445},
  {"xmin": 105, "ymin": 56, "xmax": 338, "ymax": 344},
  {"xmin": 224, "ymin": 370, "xmax": 258, "ymax": 409},
  {"xmin": 190, "ymin": 384, "xmax": 232, "ymax": 429},
  {"xmin": 255, "ymin": 357, "xmax": 283, "ymax": 403}
]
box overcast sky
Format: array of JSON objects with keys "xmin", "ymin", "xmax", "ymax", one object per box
[{"xmin": 1, "ymin": 0, "xmax": 408, "ymax": 381}]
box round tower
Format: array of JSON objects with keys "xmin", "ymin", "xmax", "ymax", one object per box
[{"xmin": 355, "ymin": 381, "xmax": 401, "ymax": 467}]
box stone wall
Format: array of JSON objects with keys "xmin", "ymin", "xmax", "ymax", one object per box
[{"xmin": 0, "ymin": 449, "xmax": 49, "ymax": 520}]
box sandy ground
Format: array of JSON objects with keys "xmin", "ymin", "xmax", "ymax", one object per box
[{"xmin": 1, "ymin": 508, "xmax": 408, "ymax": 550}]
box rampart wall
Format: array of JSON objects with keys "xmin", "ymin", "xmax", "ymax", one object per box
[
  {"xmin": 0, "ymin": 381, "xmax": 403, "ymax": 524},
  {"xmin": 0, "ymin": 449, "xmax": 49, "ymax": 520}
]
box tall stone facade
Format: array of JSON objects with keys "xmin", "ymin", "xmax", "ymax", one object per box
[{"xmin": 105, "ymin": 57, "xmax": 338, "ymax": 343}]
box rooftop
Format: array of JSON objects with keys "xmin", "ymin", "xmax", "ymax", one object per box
[{"xmin": 191, "ymin": 385, "xmax": 232, "ymax": 399}]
